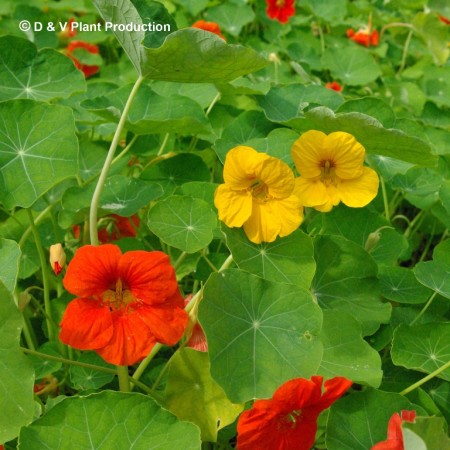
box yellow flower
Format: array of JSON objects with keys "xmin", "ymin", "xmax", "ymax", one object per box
[
  {"xmin": 214, "ymin": 146, "xmax": 303, "ymax": 244},
  {"xmin": 291, "ymin": 130, "xmax": 379, "ymax": 212}
]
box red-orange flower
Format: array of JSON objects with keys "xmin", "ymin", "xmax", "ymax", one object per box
[
  {"xmin": 371, "ymin": 410, "xmax": 416, "ymax": 450},
  {"xmin": 66, "ymin": 40, "xmax": 100, "ymax": 78},
  {"xmin": 347, "ymin": 28, "xmax": 379, "ymax": 47},
  {"xmin": 439, "ymin": 15, "xmax": 450, "ymax": 25},
  {"xmin": 266, "ymin": 0, "xmax": 296, "ymax": 24},
  {"xmin": 184, "ymin": 295, "xmax": 208, "ymax": 352},
  {"xmin": 236, "ymin": 376, "xmax": 352, "ymax": 450},
  {"xmin": 59, "ymin": 18, "xmax": 77, "ymax": 39},
  {"xmin": 192, "ymin": 20, "xmax": 226, "ymax": 40},
  {"xmin": 98, "ymin": 214, "xmax": 140, "ymax": 243},
  {"xmin": 59, "ymin": 244, "xmax": 188, "ymax": 366},
  {"xmin": 325, "ymin": 81, "xmax": 343, "ymax": 92}
]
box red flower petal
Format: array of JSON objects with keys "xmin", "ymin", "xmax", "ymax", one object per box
[
  {"xmin": 192, "ymin": 20, "xmax": 226, "ymax": 40},
  {"xmin": 118, "ymin": 250, "xmax": 181, "ymax": 305},
  {"xmin": 66, "ymin": 40, "xmax": 100, "ymax": 78},
  {"xmin": 96, "ymin": 310, "xmax": 157, "ymax": 366},
  {"xmin": 266, "ymin": 0, "xmax": 296, "ymax": 23},
  {"xmin": 63, "ymin": 244, "xmax": 121, "ymax": 298},
  {"xmin": 59, "ymin": 298, "xmax": 114, "ymax": 350}
]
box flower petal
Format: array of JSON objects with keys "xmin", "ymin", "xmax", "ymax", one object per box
[
  {"xmin": 95, "ymin": 310, "xmax": 157, "ymax": 366},
  {"xmin": 136, "ymin": 301, "xmax": 188, "ymax": 346},
  {"xmin": 243, "ymin": 201, "xmax": 281, "ymax": 244},
  {"xmin": 118, "ymin": 250, "xmax": 181, "ymax": 305},
  {"xmin": 214, "ymin": 184, "xmax": 252, "ymax": 227},
  {"xmin": 260, "ymin": 157, "xmax": 295, "ymax": 198},
  {"xmin": 338, "ymin": 167, "xmax": 379, "ymax": 207},
  {"xmin": 293, "ymin": 177, "xmax": 329, "ymax": 208},
  {"xmin": 326, "ymin": 132, "xmax": 366, "ymax": 179},
  {"xmin": 223, "ymin": 146, "xmax": 270, "ymax": 190},
  {"xmin": 63, "ymin": 244, "xmax": 121, "ymax": 298},
  {"xmin": 59, "ymin": 298, "xmax": 113, "ymax": 350},
  {"xmin": 291, "ymin": 130, "xmax": 328, "ymax": 178}
]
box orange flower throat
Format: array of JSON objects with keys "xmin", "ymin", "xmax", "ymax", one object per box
[
  {"xmin": 319, "ymin": 160, "xmax": 337, "ymax": 186},
  {"xmin": 276, "ymin": 0, "xmax": 286, "ymax": 6},
  {"xmin": 102, "ymin": 278, "xmax": 135, "ymax": 310},
  {"xmin": 250, "ymin": 179, "xmax": 270, "ymax": 201}
]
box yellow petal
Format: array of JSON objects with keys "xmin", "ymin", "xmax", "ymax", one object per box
[
  {"xmin": 223, "ymin": 146, "xmax": 270, "ymax": 190},
  {"xmin": 338, "ymin": 166, "xmax": 379, "ymax": 207},
  {"xmin": 274, "ymin": 195, "xmax": 304, "ymax": 237},
  {"xmin": 293, "ymin": 177, "xmax": 329, "ymax": 208},
  {"xmin": 260, "ymin": 157, "xmax": 295, "ymax": 198},
  {"xmin": 214, "ymin": 184, "xmax": 252, "ymax": 227},
  {"xmin": 291, "ymin": 130, "xmax": 327, "ymax": 178},
  {"xmin": 243, "ymin": 201, "xmax": 280, "ymax": 244},
  {"xmin": 326, "ymin": 132, "xmax": 366, "ymax": 179}
]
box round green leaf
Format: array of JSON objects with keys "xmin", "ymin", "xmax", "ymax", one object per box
[
  {"xmin": 164, "ymin": 349, "xmax": 243, "ymax": 442},
  {"xmin": 322, "ymin": 46, "xmax": 382, "ymax": 86},
  {"xmin": 148, "ymin": 195, "xmax": 217, "ymax": 253},
  {"xmin": 392, "ymin": 323, "xmax": 450, "ymax": 381},
  {"xmin": 70, "ymin": 352, "xmax": 115, "ymax": 391},
  {"xmin": 223, "ymin": 226, "xmax": 316, "ymax": 289},
  {"xmin": 18, "ymin": 391, "xmax": 201, "ymax": 449},
  {"xmin": 0, "ymin": 35, "xmax": 85, "ymax": 102},
  {"xmin": 0, "ymin": 100, "xmax": 79, "ymax": 209},
  {"xmin": 0, "ymin": 281, "xmax": 35, "ymax": 443},
  {"xmin": 312, "ymin": 235, "xmax": 391, "ymax": 336},
  {"xmin": 199, "ymin": 269, "xmax": 323, "ymax": 403},
  {"xmin": 206, "ymin": 2, "xmax": 255, "ymax": 36},
  {"xmin": 327, "ymin": 389, "xmax": 422, "ymax": 450},
  {"xmin": 318, "ymin": 311, "xmax": 382, "ymax": 388}
]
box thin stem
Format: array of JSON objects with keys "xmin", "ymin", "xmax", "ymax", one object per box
[
  {"xmin": 27, "ymin": 209, "xmax": 54, "ymax": 341},
  {"xmin": 410, "ymin": 291, "xmax": 438, "ymax": 326},
  {"xmin": 117, "ymin": 365, "xmax": 130, "ymax": 392},
  {"xmin": 21, "ymin": 310, "xmax": 37, "ymax": 351},
  {"xmin": 380, "ymin": 177, "xmax": 390, "ymax": 221},
  {"xmin": 380, "ymin": 22, "xmax": 414, "ymax": 41},
  {"xmin": 157, "ymin": 133, "xmax": 170, "ymax": 156},
  {"xmin": 111, "ymin": 135, "xmax": 138, "ymax": 165},
  {"xmin": 205, "ymin": 92, "xmax": 221, "ymax": 116},
  {"xmin": 19, "ymin": 203, "xmax": 54, "ymax": 247},
  {"xmin": 173, "ymin": 251, "xmax": 187, "ymax": 270},
  {"xmin": 398, "ymin": 29, "xmax": 413, "ymax": 74},
  {"xmin": 404, "ymin": 209, "xmax": 425, "ymax": 238},
  {"xmin": 400, "ymin": 358, "xmax": 450, "ymax": 396},
  {"xmin": 89, "ymin": 76, "xmax": 144, "ymax": 245}
]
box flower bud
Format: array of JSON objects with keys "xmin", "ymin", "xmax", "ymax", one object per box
[{"xmin": 49, "ymin": 244, "xmax": 66, "ymax": 275}]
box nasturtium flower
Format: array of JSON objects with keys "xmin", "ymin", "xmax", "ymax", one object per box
[
  {"xmin": 66, "ymin": 40, "xmax": 100, "ymax": 78},
  {"xmin": 291, "ymin": 130, "xmax": 379, "ymax": 212},
  {"xmin": 266, "ymin": 0, "xmax": 296, "ymax": 24},
  {"xmin": 49, "ymin": 243, "xmax": 66, "ymax": 275},
  {"xmin": 325, "ymin": 81, "xmax": 343, "ymax": 92},
  {"xmin": 346, "ymin": 27, "xmax": 379, "ymax": 47},
  {"xmin": 97, "ymin": 214, "xmax": 140, "ymax": 243},
  {"xmin": 59, "ymin": 244, "xmax": 188, "ymax": 366},
  {"xmin": 237, "ymin": 376, "xmax": 352, "ymax": 450},
  {"xmin": 371, "ymin": 410, "xmax": 416, "ymax": 450},
  {"xmin": 192, "ymin": 20, "xmax": 226, "ymax": 40},
  {"xmin": 214, "ymin": 146, "xmax": 303, "ymax": 244}
]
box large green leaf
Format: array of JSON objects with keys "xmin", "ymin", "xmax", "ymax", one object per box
[
  {"xmin": 322, "ymin": 46, "xmax": 382, "ymax": 86},
  {"xmin": 327, "ymin": 389, "xmax": 421, "ymax": 450},
  {"xmin": 292, "ymin": 107, "xmax": 437, "ymax": 166},
  {"xmin": 0, "ymin": 281, "xmax": 35, "ymax": 443},
  {"xmin": 0, "ymin": 100, "xmax": 79, "ymax": 209},
  {"xmin": 391, "ymin": 323, "xmax": 450, "ymax": 381},
  {"xmin": 318, "ymin": 311, "xmax": 382, "ymax": 387},
  {"xmin": 164, "ymin": 349, "xmax": 243, "ymax": 442},
  {"xmin": 94, "ymin": 0, "xmax": 267, "ymax": 81},
  {"xmin": 0, "ymin": 35, "xmax": 85, "ymax": 101},
  {"xmin": 199, "ymin": 269, "xmax": 323, "ymax": 403},
  {"xmin": 18, "ymin": 391, "xmax": 201, "ymax": 449},
  {"xmin": 404, "ymin": 416, "xmax": 450, "ymax": 450},
  {"xmin": 0, "ymin": 239, "xmax": 21, "ymax": 292},
  {"xmin": 414, "ymin": 239, "xmax": 450, "ymax": 299},
  {"xmin": 148, "ymin": 196, "xmax": 217, "ymax": 253},
  {"xmin": 82, "ymin": 84, "xmax": 211, "ymax": 135},
  {"xmin": 222, "ymin": 226, "xmax": 316, "ymax": 289},
  {"xmin": 312, "ymin": 235, "xmax": 391, "ymax": 336},
  {"xmin": 69, "ymin": 353, "xmax": 115, "ymax": 390}
]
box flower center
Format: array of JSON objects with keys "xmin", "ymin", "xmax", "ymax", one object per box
[
  {"xmin": 276, "ymin": 0, "xmax": 286, "ymax": 6},
  {"xmin": 250, "ymin": 179, "xmax": 270, "ymax": 201},
  {"xmin": 319, "ymin": 160, "xmax": 337, "ymax": 185},
  {"xmin": 279, "ymin": 409, "xmax": 303, "ymax": 430},
  {"xmin": 102, "ymin": 278, "xmax": 135, "ymax": 311}
]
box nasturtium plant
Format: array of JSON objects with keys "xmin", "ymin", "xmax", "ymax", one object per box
[{"xmin": 0, "ymin": 0, "xmax": 449, "ymax": 448}]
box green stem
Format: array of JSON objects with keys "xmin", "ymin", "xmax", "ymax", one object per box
[
  {"xmin": 379, "ymin": 22, "xmax": 414, "ymax": 41},
  {"xmin": 27, "ymin": 209, "xmax": 54, "ymax": 341},
  {"xmin": 89, "ymin": 75, "xmax": 144, "ymax": 245},
  {"xmin": 111, "ymin": 135, "xmax": 138, "ymax": 165},
  {"xmin": 173, "ymin": 251, "xmax": 187, "ymax": 270},
  {"xmin": 404, "ymin": 209, "xmax": 425, "ymax": 238},
  {"xmin": 19, "ymin": 203, "xmax": 54, "ymax": 247},
  {"xmin": 410, "ymin": 291, "xmax": 438, "ymax": 326},
  {"xmin": 400, "ymin": 359, "xmax": 450, "ymax": 396},
  {"xmin": 398, "ymin": 29, "xmax": 413, "ymax": 74},
  {"xmin": 21, "ymin": 309, "xmax": 37, "ymax": 351},
  {"xmin": 380, "ymin": 177, "xmax": 390, "ymax": 221},
  {"xmin": 205, "ymin": 92, "xmax": 221, "ymax": 116},
  {"xmin": 117, "ymin": 365, "xmax": 130, "ymax": 392},
  {"xmin": 157, "ymin": 133, "xmax": 170, "ymax": 156}
]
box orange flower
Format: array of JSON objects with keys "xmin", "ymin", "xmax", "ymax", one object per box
[
  {"xmin": 325, "ymin": 81, "xmax": 343, "ymax": 92},
  {"xmin": 49, "ymin": 243, "xmax": 66, "ymax": 275},
  {"xmin": 237, "ymin": 376, "xmax": 352, "ymax": 450},
  {"xmin": 59, "ymin": 18, "xmax": 77, "ymax": 39},
  {"xmin": 59, "ymin": 244, "xmax": 188, "ymax": 366},
  {"xmin": 266, "ymin": 0, "xmax": 295, "ymax": 24},
  {"xmin": 97, "ymin": 214, "xmax": 140, "ymax": 243},
  {"xmin": 439, "ymin": 15, "xmax": 450, "ymax": 25},
  {"xmin": 192, "ymin": 20, "xmax": 226, "ymax": 40},
  {"xmin": 346, "ymin": 28, "xmax": 379, "ymax": 47},
  {"xmin": 184, "ymin": 295, "xmax": 208, "ymax": 352},
  {"xmin": 66, "ymin": 40, "xmax": 100, "ymax": 78},
  {"xmin": 371, "ymin": 410, "xmax": 416, "ymax": 450}
]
